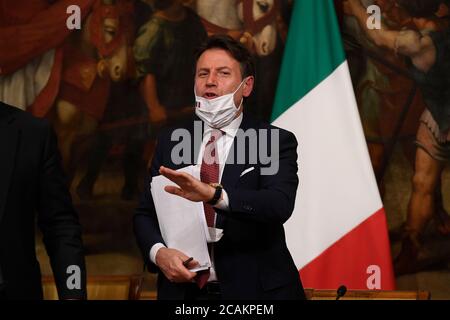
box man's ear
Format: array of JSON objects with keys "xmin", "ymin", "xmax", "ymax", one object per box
[{"xmin": 242, "ymin": 76, "xmax": 255, "ymax": 97}]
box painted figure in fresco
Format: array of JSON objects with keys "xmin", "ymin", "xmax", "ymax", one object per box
[
  {"xmin": 345, "ymin": 0, "xmax": 450, "ymax": 275},
  {"xmin": 343, "ymin": 0, "xmax": 450, "ymax": 233},
  {"xmin": 196, "ymin": 0, "xmax": 282, "ymax": 56},
  {"xmin": 75, "ymin": 78, "xmax": 150, "ymax": 201},
  {"xmin": 344, "ymin": 0, "xmax": 437, "ymax": 176},
  {"xmin": 51, "ymin": 0, "xmax": 135, "ymax": 184},
  {"xmin": 75, "ymin": 0, "xmax": 207, "ymax": 200},
  {"xmin": 133, "ymin": 0, "xmax": 207, "ymax": 128},
  {"xmin": 0, "ymin": 0, "xmax": 93, "ymax": 111},
  {"xmin": 0, "ymin": 0, "xmax": 137, "ymax": 201},
  {"xmin": 75, "ymin": 1, "xmax": 156, "ymax": 202}
]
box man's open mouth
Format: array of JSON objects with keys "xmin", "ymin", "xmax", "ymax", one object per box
[{"xmin": 204, "ymin": 92, "xmax": 218, "ymax": 99}]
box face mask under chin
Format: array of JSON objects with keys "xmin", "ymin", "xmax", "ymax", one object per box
[{"xmin": 194, "ymin": 79, "xmax": 246, "ymax": 129}]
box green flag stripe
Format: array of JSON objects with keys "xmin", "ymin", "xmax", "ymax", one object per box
[{"xmin": 271, "ymin": 0, "xmax": 346, "ymax": 121}]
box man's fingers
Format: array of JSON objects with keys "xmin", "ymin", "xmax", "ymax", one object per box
[
  {"xmin": 159, "ymin": 249, "xmax": 200, "ymax": 283},
  {"xmin": 167, "ymin": 272, "xmax": 195, "ymax": 283},
  {"xmin": 180, "ymin": 269, "xmax": 197, "ymax": 281},
  {"xmin": 160, "ymin": 166, "xmax": 183, "ymax": 180},
  {"xmin": 187, "ymin": 259, "xmax": 200, "ymax": 269},
  {"xmin": 177, "ymin": 256, "xmax": 198, "ymax": 281},
  {"xmin": 178, "ymin": 255, "xmax": 199, "ymax": 270},
  {"xmin": 164, "ymin": 186, "xmax": 184, "ymax": 197},
  {"xmin": 164, "ymin": 265, "xmax": 196, "ymax": 283},
  {"xmin": 171, "ymin": 263, "xmax": 197, "ymax": 282},
  {"xmin": 160, "ymin": 166, "xmax": 192, "ymax": 186}
]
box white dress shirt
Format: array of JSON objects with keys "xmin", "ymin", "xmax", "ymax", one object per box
[{"xmin": 149, "ymin": 113, "xmax": 243, "ymax": 282}]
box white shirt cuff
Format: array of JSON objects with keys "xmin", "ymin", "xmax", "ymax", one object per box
[
  {"xmin": 213, "ymin": 189, "xmax": 229, "ymax": 211},
  {"xmin": 149, "ymin": 243, "xmax": 166, "ymax": 265}
]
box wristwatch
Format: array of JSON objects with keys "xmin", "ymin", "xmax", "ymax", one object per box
[{"xmin": 207, "ymin": 183, "xmax": 223, "ymax": 205}]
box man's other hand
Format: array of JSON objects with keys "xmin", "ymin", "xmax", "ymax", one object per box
[{"xmin": 155, "ymin": 248, "xmax": 199, "ymax": 283}]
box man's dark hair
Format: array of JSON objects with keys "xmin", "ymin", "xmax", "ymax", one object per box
[
  {"xmin": 396, "ymin": 0, "xmax": 443, "ymax": 18},
  {"xmin": 195, "ymin": 34, "xmax": 255, "ymax": 79}
]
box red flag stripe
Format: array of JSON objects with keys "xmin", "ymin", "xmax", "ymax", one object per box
[{"xmin": 300, "ymin": 208, "xmax": 395, "ymax": 290}]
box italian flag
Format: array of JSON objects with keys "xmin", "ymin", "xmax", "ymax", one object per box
[{"xmin": 271, "ymin": 0, "xmax": 395, "ymax": 290}]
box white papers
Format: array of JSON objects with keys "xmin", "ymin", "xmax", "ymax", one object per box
[{"xmin": 150, "ymin": 165, "xmax": 211, "ymax": 272}]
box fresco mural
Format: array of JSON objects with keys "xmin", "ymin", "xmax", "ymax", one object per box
[
  {"xmin": 0, "ymin": 0, "xmax": 292, "ymax": 289},
  {"xmin": 1, "ymin": 0, "xmax": 448, "ymax": 297},
  {"xmin": 339, "ymin": 0, "xmax": 450, "ymax": 293}
]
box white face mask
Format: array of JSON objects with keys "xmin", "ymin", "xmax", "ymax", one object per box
[{"xmin": 194, "ymin": 79, "xmax": 246, "ymax": 129}]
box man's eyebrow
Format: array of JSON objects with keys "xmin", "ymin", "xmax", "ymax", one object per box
[{"xmin": 197, "ymin": 66, "xmax": 232, "ymax": 73}]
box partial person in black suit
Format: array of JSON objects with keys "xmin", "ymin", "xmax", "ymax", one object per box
[
  {"xmin": 0, "ymin": 102, "xmax": 86, "ymax": 300},
  {"xmin": 134, "ymin": 35, "xmax": 305, "ymax": 300}
]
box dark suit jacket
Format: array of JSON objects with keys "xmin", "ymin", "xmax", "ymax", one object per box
[
  {"xmin": 134, "ymin": 113, "xmax": 305, "ymax": 300},
  {"xmin": 0, "ymin": 102, "xmax": 86, "ymax": 300}
]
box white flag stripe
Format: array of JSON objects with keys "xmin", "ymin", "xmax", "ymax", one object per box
[{"xmin": 273, "ymin": 61, "xmax": 383, "ymax": 269}]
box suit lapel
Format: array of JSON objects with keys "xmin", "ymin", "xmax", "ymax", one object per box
[
  {"xmin": 220, "ymin": 113, "xmax": 254, "ymax": 187},
  {"xmin": 0, "ymin": 106, "xmax": 20, "ymax": 226}
]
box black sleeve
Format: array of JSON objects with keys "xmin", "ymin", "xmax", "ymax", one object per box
[{"xmin": 37, "ymin": 123, "xmax": 87, "ymax": 300}]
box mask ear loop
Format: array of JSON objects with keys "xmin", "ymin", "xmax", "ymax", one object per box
[
  {"xmin": 234, "ymin": 77, "xmax": 248, "ymax": 93},
  {"xmin": 236, "ymin": 98, "xmax": 244, "ymax": 110},
  {"xmin": 235, "ymin": 77, "xmax": 249, "ymax": 109}
]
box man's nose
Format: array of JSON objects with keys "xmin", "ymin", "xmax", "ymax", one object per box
[{"xmin": 206, "ymin": 73, "xmax": 217, "ymax": 87}]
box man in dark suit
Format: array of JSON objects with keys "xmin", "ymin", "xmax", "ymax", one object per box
[
  {"xmin": 134, "ymin": 35, "xmax": 305, "ymax": 300},
  {"xmin": 0, "ymin": 102, "xmax": 86, "ymax": 300}
]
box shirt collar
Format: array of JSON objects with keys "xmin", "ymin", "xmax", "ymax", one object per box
[{"xmin": 203, "ymin": 112, "xmax": 243, "ymax": 139}]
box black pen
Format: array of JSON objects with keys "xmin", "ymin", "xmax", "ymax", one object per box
[{"xmin": 182, "ymin": 257, "xmax": 193, "ymax": 267}]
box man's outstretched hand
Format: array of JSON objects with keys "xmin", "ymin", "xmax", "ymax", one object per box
[{"xmin": 159, "ymin": 166, "xmax": 215, "ymax": 203}]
